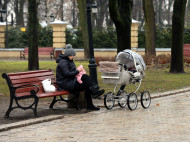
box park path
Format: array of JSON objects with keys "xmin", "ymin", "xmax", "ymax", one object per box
[{"xmin": 0, "ymin": 92, "xmax": 190, "ymax": 142}]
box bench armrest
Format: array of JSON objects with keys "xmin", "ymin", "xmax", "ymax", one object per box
[
  {"xmin": 50, "ymin": 51, "xmax": 54, "ymax": 55},
  {"xmin": 13, "ymin": 84, "xmax": 39, "ymax": 96},
  {"xmin": 20, "ymin": 50, "xmax": 24, "ymax": 54}
]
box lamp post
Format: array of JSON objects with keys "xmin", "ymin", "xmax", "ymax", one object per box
[
  {"xmin": 45, "ymin": 13, "xmax": 54, "ymax": 23},
  {"xmin": 86, "ymin": 0, "xmax": 99, "ymax": 90},
  {"xmin": 0, "ymin": 9, "xmax": 8, "ymax": 48},
  {"xmin": 0, "ymin": 9, "xmax": 6, "ymax": 22}
]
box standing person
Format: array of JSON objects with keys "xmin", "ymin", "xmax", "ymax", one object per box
[{"xmin": 56, "ymin": 44, "xmax": 105, "ymax": 111}]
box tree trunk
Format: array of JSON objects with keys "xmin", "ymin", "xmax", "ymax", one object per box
[
  {"xmin": 109, "ymin": 0, "xmax": 133, "ymax": 53},
  {"xmin": 19, "ymin": 0, "xmax": 25, "ymax": 27},
  {"xmin": 96, "ymin": 0, "xmax": 107, "ymax": 29},
  {"xmin": 61, "ymin": 0, "xmax": 64, "ymax": 21},
  {"xmin": 186, "ymin": 0, "xmax": 190, "ymax": 26},
  {"xmin": 170, "ymin": 0, "xmax": 187, "ymax": 73},
  {"xmin": 77, "ymin": 0, "xmax": 90, "ymax": 59},
  {"xmin": 158, "ymin": 0, "xmax": 163, "ymax": 25},
  {"xmin": 143, "ymin": 0, "xmax": 156, "ymax": 56},
  {"xmin": 15, "ymin": 0, "xmax": 20, "ymax": 26},
  {"xmin": 72, "ymin": 0, "xmax": 77, "ymax": 27},
  {"xmin": 28, "ymin": 0, "xmax": 39, "ymax": 70},
  {"xmin": 168, "ymin": 0, "xmax": 174, "ymax": 25}
]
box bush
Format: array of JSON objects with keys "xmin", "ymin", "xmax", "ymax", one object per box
[
  {"xmin": 7, "ymin": 27, "xmax": 28, "ymax": 48},
  {"xmin": 93, "ymin": 27, "xmax": 117, "ymax": 48},
  {"xmin": 7, "ymin": 26, "xmax": 53, "ymax": 48},
  {"xmin": 138, "ymin": 26, "xmax": 172, "ymax": 49},
  {"xmin": 8, "ymin": 25, "xmax": 190, "ymax": 49},
  {"xmin": 66, "ymin": 28, "xmax": 83, "ymax": 49},
  {"xmin": 38, "ymin": 26, "xmax": 53, "ymax": 47},
  {"xmin": 66, "ymin": 27, "xmax": 117, "ymax": 49}
]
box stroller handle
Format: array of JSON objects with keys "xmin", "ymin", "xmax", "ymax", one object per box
[{"xmin": 119, "ymin": 64, "xmax": 128, "ymax": 70}]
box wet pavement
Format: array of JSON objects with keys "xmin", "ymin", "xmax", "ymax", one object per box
[{"xmin": 0, "ymin": 91, "xmax": 190, "ymax": 142}]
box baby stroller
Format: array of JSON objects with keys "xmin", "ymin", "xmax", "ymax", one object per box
[{"xmin": 99, "ymin": 49, "xmax": 151, "ymax": 110}]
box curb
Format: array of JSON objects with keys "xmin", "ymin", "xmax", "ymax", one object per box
[
  {"xmin": 0, "ymin": 115, "xmax": 64, "ymax": 132},
  {"xmin": 1, "ymin": 87, "xmax": 190, "ymax": 133},
  {"xmin": 150, "ymin": 87, "xmax": 190, "ymax": 99}
]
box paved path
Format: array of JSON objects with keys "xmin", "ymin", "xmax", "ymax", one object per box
[{"xmin": 0, "ymin": 92, "xmax": 190, "ymax": 142}]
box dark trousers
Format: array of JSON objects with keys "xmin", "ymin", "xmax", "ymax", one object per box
[{"xmin": 73, "ymin": 74, "xmax": 93, "ymax": 107}]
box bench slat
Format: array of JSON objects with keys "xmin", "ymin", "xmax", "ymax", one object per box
[
  {"xmin": 16, "ymin": 92, "xmax": 31, "ymax": 97},
  {"xmin": 37, "ymin": 91, "xmax": 70, "ymax": 98},
  {"xmin": 11, "ymin": 75, "xmax": 55, "ymax": 85},
  {"xmin": 9, "ymin": 71, "xmax": 54, "ymax": 80},
  {"xmin": 15, "ymin": 85, "xmax": 44, "ymax": 94},
  {"xmin": 12, "ymin": 79, "xmax": 56, "ymax": 87},
  {"xmin": 8, "ymin": 70, "xmax": 51, "ymax": 76}
]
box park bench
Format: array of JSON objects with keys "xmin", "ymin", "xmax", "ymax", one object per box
[
  {"xmin": 184, "ymin": 44, "xmax": 190, "ymax": 57},
  {"xmin": 20, "ymin": 47, "xmax": 55, "ymax": 60},
  {"xmin": 2, "ymin": 69, "xmax": 80, "ymax": 118}
]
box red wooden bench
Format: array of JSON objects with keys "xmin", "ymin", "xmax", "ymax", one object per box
[
  {"xmin": 2, "ymin": 69, "xmax": 80, "ymax": 118},
  {"xmin": 184, "ymin": 44, "xmax": 190, "ymax": 57},
  {"xmin": 20, "ymin": 47, "xmax": 55, "ymax": 60}
]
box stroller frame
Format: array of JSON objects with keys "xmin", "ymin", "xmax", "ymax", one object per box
[{"xmin": 102, "ymin": 50, "xmax": 151, "ymax": 110}]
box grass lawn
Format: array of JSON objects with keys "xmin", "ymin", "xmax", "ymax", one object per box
[{"xmin": 1, "ymin": 60, "xmax": 190, "ymax": 96}]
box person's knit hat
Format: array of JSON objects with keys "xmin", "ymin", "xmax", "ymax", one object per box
[{"xmin": 64, "ymin": 44, "xmax": 76, "ymax": 56}]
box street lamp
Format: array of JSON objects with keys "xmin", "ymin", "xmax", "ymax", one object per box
[
  {"xmin": 0, "ymin": 9, "xmax": 6, "ymax": 22},
  {"xmin": 163, "ymin": 20, "xmax": 168, "ymax": 27},
  {"xmin": 45, "ymin": 13, "xmax": 54, "ymax": 23},
  {"xmin": 86, "ymin": 0, "xmax": 99, "ymax": 90},
  {"xmin": 0, "ymin": 9, "xmax": 8, "ymax": 48}
]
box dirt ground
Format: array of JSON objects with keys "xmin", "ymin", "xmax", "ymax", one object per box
[{"xmin": 0, "ymin": 94, "xmax": 103, "ymax": 125}]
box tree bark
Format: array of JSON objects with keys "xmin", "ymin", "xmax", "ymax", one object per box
[
  {"xmin": 158, "ymin": 0, "xmax": 163, "ymax": 25},
  {"xmin": 72, "ymin": 0, "xmax": 77, "ymax": 27},
  {"xmin": 19, "ymin": 0, "xmax": 26, "ymax": 27},
  {"xmin": 170, "ymin": 0, "xmax": 187, "ymax": 73},
  {"xmin": 96, "ymin": 0, "xmax": 107, "ymax": 29},
  {"xmin": 143, "ymin": 0, "xmax": 156, "ymax": 56},
  {"xmin": 28, "ymin": 0, "xmax": 39, "ymax": 70},
  {"xmin": 77, "ymin": 0, "xmax": 90, "ymax": 59},
  {"xmin": 186, "ymin": 0, "xmax": 190, "ymax": 26},
  {"xmin": 109, "ymin": 0, "xmax": 133, "ymax": 53}
]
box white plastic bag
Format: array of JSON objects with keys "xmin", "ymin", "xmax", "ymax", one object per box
[{"xmin": 42, "ymin": 79, "xmax": 56, "ymax": 93}]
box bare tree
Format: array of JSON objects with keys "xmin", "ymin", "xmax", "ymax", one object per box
[
  {"xmin": 77, "ymin": 0, "xmax": 89, "ymax": 59},
  {"xmin": 109, "ymin": 0, "xmax": 133, "ymax": 53},
  {"xmin": 143, "ymin": 0, "xmax": 156, "ymax": 56},
  {"xmin": 96, "ymin": 0, "xmax": 107, "ymax": 29},
  {"xmin": 28, "ymin": 0, "xmax": 39, "ymax": 70},
  {"xmin": 186, "ymin": 0, "xmax": 190, "ymax": 27},
  {"xmin": 170, "ymin": 0, "xmax": 187, "ymax": 73}
]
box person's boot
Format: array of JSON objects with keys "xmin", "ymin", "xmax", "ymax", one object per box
[
  {"xmin": 86, "ymin": 104, "xmax": 100, "ymax": 111},
  {"xmin": 85, "ymin": 91, "xmax": 100, "ymax": 111},
  {"xmin": 91, "ymin": 87, "xmax": 105, "ymax": 99}
]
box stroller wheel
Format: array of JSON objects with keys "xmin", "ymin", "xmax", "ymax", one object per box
[
  {"xmin": 118, "ymin": 91, "xmax": 127, "ymax": 108},
  {"xmin": 141, "ymin": 91, "xmax": 151, "ymax": 109},
  {"xmin": 104, "ymin": 92, "xmax": 115, "ymax": 110},
  {"xmin": 127, "ymin": 92, "xmax": 138, "ymax": 110}
]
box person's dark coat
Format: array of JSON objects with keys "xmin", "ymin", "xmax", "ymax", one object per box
[{"xmin": 56, "ymin": 54, "xmax": 79, "ymax": 91}]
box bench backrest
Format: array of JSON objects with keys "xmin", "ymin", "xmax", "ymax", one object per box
[
  {"xmin": 2, "ymin": 70, "xmax": 56, "ymax": 97},
  {"xmin": 23, "ymin": 48, "xmax": 28, "ymax": 53},
  {"xmin": 23, "ymin": 47, "xmax": 54, "ymax": 54},
  {"xmin": 38, "ymin": 47, "xmax": 54, "ymax": 54},
  {"xmin": 184, "ymin": 44, "xmax": 190, "ymax": 57}
]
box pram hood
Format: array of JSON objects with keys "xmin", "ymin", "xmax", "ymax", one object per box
[{"xmin": 116, "ymin": 49, "xmax": 146, "ymax": 70}]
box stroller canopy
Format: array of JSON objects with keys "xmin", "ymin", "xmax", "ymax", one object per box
[{"xmin": 116, "ymin": 49, "xmax": 146, "ymax": 70}]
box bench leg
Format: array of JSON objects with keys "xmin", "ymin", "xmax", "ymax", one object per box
[
  {"xmin": 49, "ymin": 96, "xmax": 57, "ymax": 109},
  {"xmin": 4, "ymin": 97, "xmax": 14, "ymax": 118},
  {"xmin": 33, "ymin": 97, "xmax": 39, "ymax": 117},
  {"xmin": 20, "ymin": 54, "xmax": 25, "ymax": 60},
  {"xmin": 74, "ymin": 93, "xmax": 80, "ymax": 110}
]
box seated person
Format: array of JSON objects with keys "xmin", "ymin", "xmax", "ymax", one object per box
[{"xmin": 56, "ymin": 44, "xmax": 105, "ymax": 111}]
